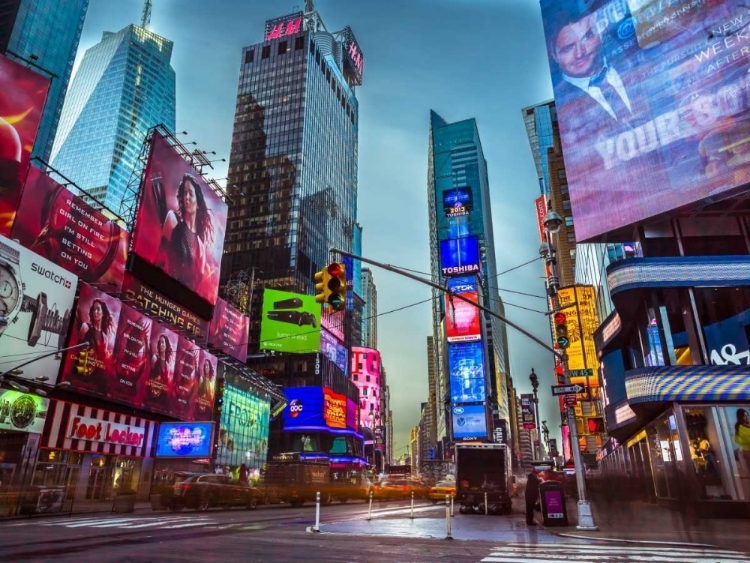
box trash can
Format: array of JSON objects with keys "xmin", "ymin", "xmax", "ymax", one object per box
[{"xmin": 539, "ymin": 481, "xmax": 568, "ymax": 526}]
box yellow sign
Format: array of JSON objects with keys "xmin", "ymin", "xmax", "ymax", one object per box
[{"xmin": 557, "ymin": 285, "xmax": 599, "ymax": 387}]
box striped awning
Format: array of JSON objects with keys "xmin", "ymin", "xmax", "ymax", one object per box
[{"xmin": 625, "ymin": 365, "xmax": 750, "ymax": 403}]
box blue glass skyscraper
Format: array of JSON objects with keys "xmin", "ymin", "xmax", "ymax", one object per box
[
  {"xmin": 2, "ymin": 0, "xmax": 89, "ymax": 163},
  {"xmin": 50, "ymin": 22, "xmax": 175, "ymax": 213},
  {"xmin": 522, "ymin": 101, "xmax": 557, "ymax": 197}
]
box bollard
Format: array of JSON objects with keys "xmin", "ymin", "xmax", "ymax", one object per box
[
  {"xmin": 313, "ymin": 491, "xmax": 321, "ymax": 532},
  {"xmin": 445, "ymin": 494, "xmax": 453, "ymax": 540},
  {"xmin": 367, "ymin": 490, "xmax": 373, "ymax": 521},
  {"xmin": 484, "ymin": 492, "xmax": 488, "ymax": 515},
  {"xmin": 410, "ymin": 491, "xmax": 415, "ymax": 519},
  {"xmin": 451, "ymin": 494, "xmax": 454, "ymax": 517}
]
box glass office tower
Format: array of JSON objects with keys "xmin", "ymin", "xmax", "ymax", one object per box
[
  {"xmin": 522, "ymin": 101, "xmax": 557, "ymax": 198},
  {"xmin": 50, "ymin": 24, "xmax": 175, "ymax": 213},
  {"xmin": 3, "ymin": 0, "xmax": 89, "ymax": 163}
]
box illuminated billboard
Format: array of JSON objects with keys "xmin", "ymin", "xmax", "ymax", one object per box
[
  {"xmin": 259, "ymin": 289, "xmax": 321, "ymax": 354},
  {"xmin": 264, "ymin": 12, "xmax": 303, "ymax": 41},
  {"xmin": 0, "ymin": 235, "xmax": 76, "ymax": 385},
  {"xmin": 351, "ymin": 347, "xmax": 381, "ymax": 379},
  {"xmin": 542, "ymin": 0, "xmax": 750, "ymax": 241},
  {"xmin": 12, "ymin": 166, "xmax": 129, "ymax": 291},
  {"xmin": 557, "ymin": 285, "xmax": 600, "ymax": 388},
  {"xmin": 445, "ymin": 276, "xmax": 482, "ymax": 343},
  {"xmin": 323, "ymin": 388, "xmax": 347, "ymax": 429},
  {"xmin": 0, "ymin": 389, "xmax": 49, "ymax": 434},
  {"xmin": 448, "ymin": 341, "xmax": 486, "ymax": 404},
  {"xmin": 321, "ymin": 328, "xmax": 348, "ymax": 375},
  {"xmin": 521, "ymin": 394, "xmax": 536, "ymax": 430},
  {"xmin": 216, "ymin": 382, "xmax": 270, "ymax": 469},
  {"xmin": 283, "ymin": 387, "xmax": 358, "ymax": 432},
  {"xmin": 440, "ymin": 237, "xmax": 480, "ymax": 277},
  {"xmin": 155, "ymin": 422, "xmax": 214, "ymax": 458},
  {"xmin": 443, "ymin": 187, "xmax": 473, "ymax": 218},
  {"xmin": 209, "ymin": 297, "xmax": 249, "ymax": 362},
  {"xmin": 452, "ymin": 404, "xmax": 487, "ymax": 440},
  {"xmin": 132, "ymin": 131, "xmax": 228, "ymax": 305},
  {"xmin": 0, "ymin": 53, "xmax": 50, "ymax": 236}
]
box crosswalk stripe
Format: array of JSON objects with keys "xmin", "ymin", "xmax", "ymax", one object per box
[{"xmin": 480, "ymin": 544, "xmax": 750, "ymax": 563}]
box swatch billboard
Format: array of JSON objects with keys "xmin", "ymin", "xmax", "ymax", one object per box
[
  {"xmin": 155, "ymin": 422, "xmax": 214, "ymax": 458},
  {"xmin": 440, "ymin": 236, "xmax": 480, "ymax": 277},
  {"xmin": 59, "ymin": 283, "xmax": 217, "ymax": 421},
  {"xmin": 448, "ymin": 341, "xmax": 486, "ymax": 404},
  {"xmin": 208, "ymin": 297, "xmax": 249, "ymax": 362},
  {"xmin": 0, "ymin": 235, "xmax": 76, "ymax": 385},
  {"xmin": 132, "ymin": 131, "xmax": 228, "ymax": 305},
  {"xmin": 0, "ymin": 53, "xmax": 50, "ymax": 236},
  {"xmin": 445, "ymin": 276, "xmax": 482, "ymax": 343},
  {"xmin": 260, "ymin": 289, "xmax": 321, "ymax": 354},
  {"xmin": 542, "ymin": 0, "xmax": 750, "ymax": 241},
  {"xmin": 12, "ymin": 166, "xmax": 129, "ymax": 291},
  {"xmin": 452, "ymin": 404, "xmax": 487, "ymax": 440}
]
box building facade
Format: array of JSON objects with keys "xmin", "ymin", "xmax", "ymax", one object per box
[{"xmin": 361, "ymin": 268, "xmax": 377, "ymax": 349}]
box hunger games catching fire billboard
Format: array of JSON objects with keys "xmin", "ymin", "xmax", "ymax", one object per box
[
  {"xmin": 132, "ymin": 131, "xmax": 228, "ymax": 305},
  {"xmin": 541, "ymin": 0, "xmax": 750, "ymax": 240},
  {"xmin": 0, "ymin": 53, "xmax": 50, "ymax": 236},
  {"xmin": 209, "ymin": 298, "xmax": 250, "ymax": 363}
]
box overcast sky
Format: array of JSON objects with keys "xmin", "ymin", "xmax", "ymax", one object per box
[{"xmin": 74, "ymin": 0, "xmax": 560, "ymax": 455}]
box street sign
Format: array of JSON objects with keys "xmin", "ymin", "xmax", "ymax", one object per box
[
  {"xmin": 551, "ymin": 384, "xmax": 585, "ymax": 396},
  {"xmin": 564, "ymin": 395, "xmax": 577, "ymax": 407},
  {"xmin": 568, "ymin": 369, "xmax": 593, "ymax": 377}
]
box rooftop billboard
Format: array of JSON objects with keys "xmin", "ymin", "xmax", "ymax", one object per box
[
  {"xmin": 259, "ymin": 289, "xmax": 321, "ymax": 354},
  {"xmin": 541, "ymin": 0, "xmax": 750, "ymax": 240}
]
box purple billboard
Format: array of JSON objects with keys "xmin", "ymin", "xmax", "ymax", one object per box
[{"xmin": 542, "ymin": 0, "xmax": 750, "ymax": 241}]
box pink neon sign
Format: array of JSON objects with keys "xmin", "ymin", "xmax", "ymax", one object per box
[
  {"xmin": 348, "ymin": 42, "xmax": 363, "ymax": 75},
  {"xmin": 266, "ymin": 17, "xmax": 302, "ymax": 41}
]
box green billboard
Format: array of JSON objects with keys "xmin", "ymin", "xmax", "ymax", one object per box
[{"xmin": 259, "ymin": 289, "xmax": 321, "ymax": 353}]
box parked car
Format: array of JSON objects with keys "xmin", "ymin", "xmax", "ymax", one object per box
[
  {"xmin": 171, "ymin": 474, "xmax": 261, "ymax": 511},
  {"xmin": 428, "ymin": 480, "xmax": 457, "ymax": 503}
]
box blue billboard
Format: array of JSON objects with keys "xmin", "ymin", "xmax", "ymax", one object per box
[
  {"xmin": 155, "ymin": 422, "xmax": 214, "ymax": 458},
  {"xmin": 443, "ymin": 187, "xmax": 473, "ymax": 217},
  {"xmin": 321, "ymin": 329, "xmax": 349, "ymax": 375},
  {"xmin": 452, "ymin": 404, "xmax": 487, "ymax": 440},
  {"xmin": 284, "ymin": 387, "xmax": 326, "ymax": 430},
  {"xmin": 448, "ymin": 341, "xmax": 486, "ymax": 404},
  {"xmin": 440, "ymin": 237, "xmax": 480, "ymax": 277}
]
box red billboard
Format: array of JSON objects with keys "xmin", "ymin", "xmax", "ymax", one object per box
[
  {"xmin": 0, "ymin": 53, "xmax": 51, "ymax": 236},
  {"xmin": 208, "ymin": 297, "xmax": 249, "ymax": 362},
  {"xmin": 12, "ymin": 166, "xmax": 129, "ymax": 290},
  {"xmin": 445, "ymin": 277, "xmax": 482, "ymax": 343},
  {"xmin": 132, "ymin": 131, "xmax": 228, "ymax": 305}
]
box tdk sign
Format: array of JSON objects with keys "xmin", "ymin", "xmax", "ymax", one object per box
[{"xmin": 440, "ymin": 237, "xmax": 481, "ymax": 277}]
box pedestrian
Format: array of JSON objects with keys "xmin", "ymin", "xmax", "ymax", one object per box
[{"xmin": 525, "ymin": 468, "xmax": 540, "ymax": 526}]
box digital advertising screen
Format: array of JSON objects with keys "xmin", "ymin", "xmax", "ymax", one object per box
[
  {"xmin": 131, "ymin": 131, "xmax": 228, "ymax": 305},
  {"xmin": 0, "ymin": 389, "xmax": 49, "ymax": 434},
  {"xmin": 452, "ymin": 404, "xmax": 487, "ymax": 440},
  {"xmin": 442, "ymin": 187, "xmax": 473, "ymax": 218},
  {"xmin": 323, "ymin": 388, "xmax": 347, "ymax": 429},
  {"xmin": 521, "ymin": 394, "xmax": 536, "ymax": 430},
  {"xmin": 448, "ymin": 341, "xmax": 486, "ymax": 404},
  {"xmin": 155, "ymin": 422, "xmax": 214, "ymax": 458},
  {"xmin": 259, "ymin": 288, "xmax": 321, "ymax": 354},
  {"xmin": 445, "ymin": 276, "xmax": 482, "ymax": 343},
  {"xmin": 0, "ymin": 53, "xmax": 51, "ymax": 236},
  {"xmin": 541, "ymin": 0, "xmax": 750, "ymax": 241},
  {"xmin": 11, "ymin": 166, "xmax": 129, "ymax": 291},
  {"xmin": 208, "ymin": 297, "xmax": 249, "ymax": 362},
  {"xmin": 321, "ymin": 328, "xmax": 348, "ymax": 375},
  {"xmin": 346, "ymin": 397, "xmax": 359, "ymax": 431},
  {"xmin": 216, "ymin": 382, "xmax": 270, "ymax": 469},
  {"xmin": 321, "ymin": 307, "xmax": 345, "ymax": 342},
  {"xmin": 440, "ymin": 236, "xmax": 480, "ymax": 277},
  {"xmin": 351, "ymin": 347, "xmax": 381, "ymax": 379},
  {"xmin": 283, "ymin": 387, "xmax": 326, "ymax": 430},
  {"xmin": 0, "ymin": 235, "xmax": 76, "ymax": 385}
]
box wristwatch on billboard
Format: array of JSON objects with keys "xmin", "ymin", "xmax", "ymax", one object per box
[{"xmin": 0, "ymin": 240, "xmax": 24, "ymax": 338}]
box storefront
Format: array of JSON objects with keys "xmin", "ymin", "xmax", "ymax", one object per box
[
  {"xmin": 37, "ymin": 400, "xmax": 157, "ymax": 502},
  {"xmin": 0, "ymin": 390, "xmax": 49, "ymax": 488}
]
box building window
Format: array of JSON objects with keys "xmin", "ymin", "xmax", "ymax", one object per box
[
  {"xmin": 362, "ymin": 388, "xmax": 368, "ymax": 396},
  {"xmin": 570, "ymin": 248, "xmax": 576, "ymax": 261},
  {"xmin": 353, "ymin": 374, "xmax": 358, "ymax": 381},
  {"xmin": 366, "ymin": 375, "xmax": 370, "ymax": 382},
  {"xmin": 244, "ymin": 49, "xmax": 254, "ymax": 64},
  {"xmin": 261, "ymin": 45, "xmax": 270, "ymax": 59},
  {"xmin": 560, "ymin": 183, "xmax": 569, "ymax": 194},
  {"xmin": 563, "ymin": 200, "xmax": 572, "ymax": 211},
  {"xmin": 278, "ymin": 41, "xmax": 287, "ymax": 55},
  {"xmin": 567, "ymin": 231, "xmax": 576, "ymax": 243},
  {"xmin": 296, "ymin": 36, "xmax": 305, "ymax": 50},
  {"xmin": 565, "ymin": 216, "xmax": 574, "ymax": 227},
  {"xmin": 558, "ymin": 169, "xmax": 567, "ymax": 180}
]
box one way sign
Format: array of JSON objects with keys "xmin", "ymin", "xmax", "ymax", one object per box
[{"xmin": 551, "ymin": 384, "xmax": 585, "ymax": 396}]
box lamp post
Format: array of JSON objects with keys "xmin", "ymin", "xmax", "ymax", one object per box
[
  {"xmin": 529, "ymin": 369, "xmax": 541, "ymax": 459},
  {"xmin": 542, "ymin": 420, "xmax": 550, "ymax": 459},
  {"xmin": 540, "ymin": 207, "xmax": 598, "ymax": 530}
]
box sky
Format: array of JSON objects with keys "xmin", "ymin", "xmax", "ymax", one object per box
[{"xmin": 74, "ymin": 0, "xmax": 560, "ymax": 455}]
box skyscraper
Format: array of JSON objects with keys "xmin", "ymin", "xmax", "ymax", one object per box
[
  {"xmin": 2, "ymin": 0, "xmax": 90, "ymax": 163},
  {"xmin": 50, "ymin": 2, "xmax": 175, "ymax": 213},
  {"xmin": 521, "ymin": 101, "xmax": 557, "ymax": 198},
  {"xmin": 361, "ymin": 268, "xmax": 377, "ymax": 349}
]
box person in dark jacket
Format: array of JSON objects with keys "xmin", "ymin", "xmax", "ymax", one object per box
[{"xmin": 525, "ymin": 468, "xmax": 541, "ymax": 525}]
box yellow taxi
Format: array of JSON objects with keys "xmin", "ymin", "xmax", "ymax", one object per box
[{"xmin": 428, "ymin": 480, "xmax": 456, "ymax": 503}]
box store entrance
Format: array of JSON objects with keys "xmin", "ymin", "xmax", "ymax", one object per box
[{"xmin": 86, "ymin": 456, "xmax": 112, "ymax": 500}]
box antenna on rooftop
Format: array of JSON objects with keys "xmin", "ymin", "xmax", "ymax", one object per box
[{"xmin": 141, "ymin": 0, "xmax": 152, "ymax": 28}]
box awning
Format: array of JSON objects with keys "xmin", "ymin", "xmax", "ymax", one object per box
[{"xmin": 625, "ymin": 365, "xmax": 750, "ymax": 404}]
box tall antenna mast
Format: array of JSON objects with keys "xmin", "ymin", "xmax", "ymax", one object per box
[
  {"xmin": 141, "ymin": 0, "xmax": 152, "ymax": 28},
  {"xmin": 303, "ymin": 0, "xmax": 325, "ymax": 32}
]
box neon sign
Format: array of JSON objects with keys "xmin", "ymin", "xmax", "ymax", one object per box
[
  {"xmin": 266, "ymin": 17, "xmax": 302, "ymax": 41},
  {"xmin": 348, "ymin": 41, "xmax": 363, "ymax": 75},
  {"xmin": 155, "ymin": 422, "xmax": 213, "ymax": 457}
]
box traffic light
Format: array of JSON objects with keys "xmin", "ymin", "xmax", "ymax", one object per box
[
  {"xmin": 554, "ymin": 311, "xmax": 569, "ymax": 348},
  {"xmin": 72, "ymin": 350, "xmax": 89, "ymax": 376},
  {"xmin": 314, "ymin": 263, "xmax": 347, "ymax": 311}
]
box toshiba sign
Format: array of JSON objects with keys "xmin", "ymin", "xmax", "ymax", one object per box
[{"xmin": 67, "ymin": 415, "xmax": 145, "ymax": 446}]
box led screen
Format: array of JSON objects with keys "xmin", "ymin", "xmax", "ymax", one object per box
[
  {"xmin": 445, "ymin": 276, "xmax": 482, "ymax": 343},
  {"xmin": 541, "ymin": 0, "xmax": 750, "ymax": 241},
  {"xmin": 0, "ymin": 53, "xmax": 50, "ymax": 236},
  {"xmin": 155, "ymin": 422, "xmax": 214, "ymax": 458},
  {"xmin": 259, "ymin": 289, "xmax": 321, "ymax": 354},
  {"xmin": 283, "ymin": 387, "xmax": 325, "ymax": 429},
  {"xmin": 452, "ymin": 404, "xmax": 487, "ymax": 439},
  {"xmin": 521, "ymin": 393, "xmax": 536, "ymax": 430},
  {"xmin": 12, "ymin": 166, "xmax": 129, "ymax": 290},
  {"xmin": 0, "ymin": 389, "xmax": 49, "ymax": 434},
  {"xmin": 442, "ymin": 187, "xmax": 473, "ymax": 217},
  {"xmin": 321, "ymin": 328, "xmax": 348, "ymax": 375},
  {"xmin": 209, "ymin": 297, "xmax": 249, "ymax": 362},
  {"xmin": 0, "ymin": 235, "xmax": 76, "ymax": 385},
  {"xmin": 448, "ymin": 341, "xmax": 486, "ymax": 404},
  {"xmin": 440, "ymin": 237, "xmax": 480, "ymax": 277},
  {"xmin": 216, "ymin": 382, "xmax": 270, "ymax": 469},
  {"xmin": 132, "ymin": 131, "xmax": 228, "ymax": 305}
]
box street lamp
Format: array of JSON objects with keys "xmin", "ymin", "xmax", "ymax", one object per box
[
  {"xmin": 542, "ymin": 421, "xmax": 550, "ymax": 459},
  {"xmin": 529, "ymin": 369, "xmax": 541, "ymax": 459}
]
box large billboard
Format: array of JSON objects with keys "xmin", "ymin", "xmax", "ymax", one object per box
[
  {"xmin": 0, "ymin": 389, "xmax": 49, "ymax": 434},
  {"xmin": 0, "ymin": 235, "xmax": 76, "ymax": 384},
  {"xmin": 0, "ymin": 53, "xmax": 51, "ymax": 236},
  {"xmin": 11, "ymin": 166, "xmax": 129, "ymax": 291},
  {"xmin": 521, "ymin": 394, "xmax": 536, "ymax": 430},
  {"xmin": 448, "ymin": 341, "xmax": 486, "ymax": 404},
  {"xmin": 557, "ymin": 285, "xmax": 600, "ymax": 388},
  {"xmin": 155, "ymin": 422, "xmax": 214, "ymax": 458},
  {"xmin": 216, "ymin": 382, "xmax": 270, "ymax": 469},
  {"xmin": 59, "ymin": 283, "xmax": 217, "ymax": 420},
  {"xmin": 452, "ymin": 404, "xmax": 487, "ymax": 440},
  {"xmin": 440, "ymin": 237, "xmax": 481, "ymax": 277},
  {"xmin": 542, "ymin": 0, "xmax": 750, "ymax": 241},
  {"xmin": 443, "ymin": 187, "xmax": 473, "ymax": 218},
  {"xmin": 259, "ymin": 289, "xmax": 321, "ymax": 354},
  {"xmin": 321, "ymin": 328, "xmax": 348, "ymax": 375},
  {"xmin": 445, "ymin": 276, "xmax": 482, "ymax": 343},
  {"xmin": 283, "ymin": 387, "xmax": 358, "ymax": 432},
  {"xmin": 132, "ymin": 131, "xmax": 228, "ymax": 305},
  {"xmin": 208, "ymin": 297, "xmax": 249, "ymax": 362}
]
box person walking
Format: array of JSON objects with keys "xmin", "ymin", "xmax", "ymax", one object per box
[{"xmin": 525, "ymin": 468, "xmax": 541, "ymax": 526}]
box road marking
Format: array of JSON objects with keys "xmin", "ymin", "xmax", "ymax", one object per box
[{"xmin": 3, "ymin": 515, "xmax": 220, "ymax": 531}]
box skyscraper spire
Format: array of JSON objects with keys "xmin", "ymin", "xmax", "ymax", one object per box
[{"xmin": 141, "ymin": 0, "xmax": 152, "ymax": 28}]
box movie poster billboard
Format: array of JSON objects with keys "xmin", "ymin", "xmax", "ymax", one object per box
[
  {"xmin": 445, "ymin": 276, "xmax": 482, "ymax": 343},
  {"xmin": 11, "ymin": 166, "xmax": 129, "ymax": 290},
  {"xmin": 259, "ymin": 289, "xmax": 321, "ymax": 353},
  {"xmin": 440, "ymin": 236, "xmax": 481, "ymax": 277},
  {"xmin": 155, "ymin": 421, "xmax": 214, "ymax": 458},
  {"xmin": 131, "ymin": 131, "xmax": 228, "ymax": 305},
  {"xmin": 0, "ymin": 235, "xmax": 76, "ymax": 385},
  {"xmin": 452, "ymin": 404, "xmax": 487, "ymax": 440},
  {"xmin": 0, "ymin": 53, "xmax": 51, "ymax": 236},
  {"xmin": 216, "ymin": 382, "xmax": 270, "ymax": 470},
  {"xmin": 541, "ymin": 0, "xmax": 750, "ymax": 241},
  {"xmin": 208, "ymin": 297, "xmax": 249, "ymax": 362},
  {"xmin": 521, "ymin": 394, "xmax": 536, "ymax": 430},
  {"xmin": 142, "ymin": 323, "xmax": 178, "ymax": 414},
  {"xmin": 448, "ymin": 341, "xmax": 486, "ymax": 404}
]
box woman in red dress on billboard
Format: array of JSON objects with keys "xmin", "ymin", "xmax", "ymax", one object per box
[
  {"xmin": 195, "ymin": 356, "xmax": 215, "ymax": 417},
  {"xmin": 144, "ymin": 334, "xmax": 174, "ymax": 411},
  {"xmin": 157, "ymin": 173, "xmax": 215, "ymax": 292},
  {"xmin": 79, "ymin": 299, "xmax": 116, "ymax": 385},
  {"xmin": 174, "ymin": 344, "xmax": 199, "ymax": 413}
]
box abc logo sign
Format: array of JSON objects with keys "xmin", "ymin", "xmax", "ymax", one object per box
[{"xmin": 289, "ymin": 399, "xmax": 304, "ymax": 418}]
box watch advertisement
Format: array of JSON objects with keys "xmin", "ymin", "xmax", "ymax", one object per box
[
  {"xmin": 155, "ymin": 421, "xmax": 214, "ymax": 458},
  {"xmin": 208, "ymin": 297, "xmax": 249, "ymax": 362},
  {"xmin": 259, "ymin": 289, "xmax": 321, "ymax": 354},
  {"xmin": 0, "ymin": 389, "xmax": 48, "ymax": 433},
  {"xmin": 0, "ymin": 235, "xmax": 76, "ymax": 385},
  {"xmin": 131, "ymin": 131, "xmax": 228, "ymax": 306},
  {"xmin": 11, "ymin": 166, "xmax": 129, "ymax": 291},
  {"xmin": 0, "ymin": 53, "xmax": 51, "ymax": 237}
]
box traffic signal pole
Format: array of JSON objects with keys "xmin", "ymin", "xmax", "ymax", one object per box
[{"xmin": 0, "ymin": 342, "xmax": 90, "ymax": 382}]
